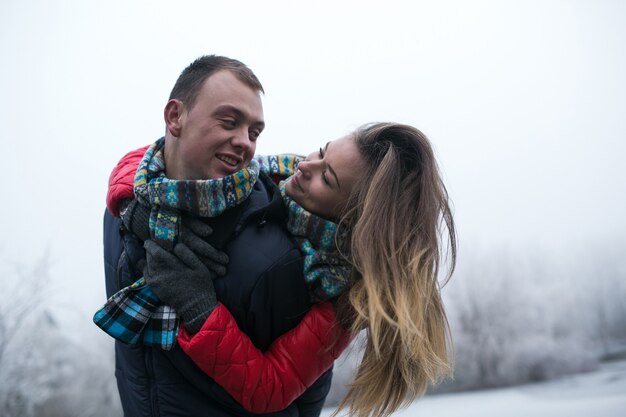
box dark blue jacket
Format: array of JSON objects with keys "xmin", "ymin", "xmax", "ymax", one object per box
[{"xmin": 103, "ymin": 173, "xmax": 333, "ymax": 417}]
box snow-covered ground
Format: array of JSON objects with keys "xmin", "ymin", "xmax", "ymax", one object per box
[{"xmin": 322, "ymin": 359, "xmax": 626, "ymax": 417}]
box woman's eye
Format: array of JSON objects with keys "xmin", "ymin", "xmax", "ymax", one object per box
[
  {"xmin": 322, "ymin": 171, "xmax": 331, "ymax": 186},
  {"xmin": 318, "ymin": 147, "xmax": 325, "ymax": 159}
]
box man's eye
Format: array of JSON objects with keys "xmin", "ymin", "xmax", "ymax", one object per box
[
  {"xmin": 250, "ymin": 129, "xmax": 261, "ymax": 141},
  {"xmin": 318, "ymin": 147, "xmax": 325, "ymax": 158},
  {"xmin": 221, "ymin": 119, "xmax": 236, "ymax": 127}
]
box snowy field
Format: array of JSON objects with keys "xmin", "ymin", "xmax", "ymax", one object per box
[{"xmin": 322, "ymin": 359, "xmax": 626, "ymax": 417}]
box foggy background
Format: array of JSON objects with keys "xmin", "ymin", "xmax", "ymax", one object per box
[{"xmin": 1, "ymin": 0, "xmax": 625, "ymax": 416}]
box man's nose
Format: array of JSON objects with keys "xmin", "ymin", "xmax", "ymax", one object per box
[{"xmin": 230, "ymin": 129, "xmax": 253, "ymax": 151}]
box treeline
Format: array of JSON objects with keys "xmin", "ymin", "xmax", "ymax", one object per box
[{"xmin": 1, "ymin": 239, "xmax": 625, "ymax": 416}]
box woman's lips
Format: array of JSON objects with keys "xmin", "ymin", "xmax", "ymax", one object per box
[{"xmin": 290, "ymin": 173, "xmax": 304, "ymax": 192}]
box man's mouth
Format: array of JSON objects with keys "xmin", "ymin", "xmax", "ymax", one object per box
[{"xmin": 217, "ymin": 155, "xmax": 239, "ymax": 167}]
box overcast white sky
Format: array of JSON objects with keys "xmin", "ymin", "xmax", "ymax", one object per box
[{"xmin": 1, "ymin": 0, "xmax": 625, "ymax": 318}]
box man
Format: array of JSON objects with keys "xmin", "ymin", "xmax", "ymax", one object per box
[{"xmin": 103, "ymin": 55, "xmax": 333, "ymax": 417}]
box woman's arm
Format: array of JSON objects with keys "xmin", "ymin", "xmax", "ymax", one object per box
[
  {"xmin": 177, "ymin": 301, "xmax": 351, "ymax": 413},
  {"xmin": 107, "ymin": 145, "xmax": 148, "ymax": 216}
]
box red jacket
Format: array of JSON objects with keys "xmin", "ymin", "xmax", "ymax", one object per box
[
  {"xmin": 107, "ymin": 147, "xmax": 351, "ymax": 413},
  {"xmin": 179, "ymin": 303, "xmax": 349, "ymax": 413},
  {"xmin": 106, "ymin": 145, "xmax": 148, "ymax": 216}
]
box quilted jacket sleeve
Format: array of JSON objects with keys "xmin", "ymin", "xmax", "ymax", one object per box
[
  {"xmin": 177, "ymin": 301, "xmax": 351, "ymax": 413},
  {"xmin": 106, "ymin": 145, "xmax": 149, "ymax": 216}
]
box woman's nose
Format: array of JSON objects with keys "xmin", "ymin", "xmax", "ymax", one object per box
[{"xmin": 297, "ymin": 159, "xmax": 311, "ymax": 177}]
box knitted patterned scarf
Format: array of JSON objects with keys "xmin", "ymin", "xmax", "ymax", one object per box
[
  {"xmin": 279, "ymin": 183, "xmax": 351, "ymax": 302},
  {"xmin": 135, "ymin": 137, "xmax": 260, "ymax": 248},
  {"xmin": 257, "ymin": 154, "xmax": 351, "ymax": 301},
  {"xmin": 94, "ymin": 144, "xmax": 350, "ymax": 349}
]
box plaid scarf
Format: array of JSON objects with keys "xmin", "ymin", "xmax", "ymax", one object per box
[{"xmin": 94, "ymin": 146, "xmax": 350, "ymax": 350}]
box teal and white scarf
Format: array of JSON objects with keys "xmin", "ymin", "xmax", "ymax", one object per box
[{"xmin": 135, "ymin": 137, "xmax": 260, "ymax": 249}]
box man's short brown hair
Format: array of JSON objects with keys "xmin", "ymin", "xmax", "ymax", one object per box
[{"xmin": 169, "ymin": 55, "xmax": 264, "ymax": 110}]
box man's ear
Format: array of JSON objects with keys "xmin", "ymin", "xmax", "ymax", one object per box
[{"xmin": 164, "ymin": 99, "xmax": 185, "ymax": 137}]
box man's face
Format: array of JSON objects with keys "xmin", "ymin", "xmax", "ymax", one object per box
[{"xmin": 169, "ymin": 70, "xmax": 265, "ymax": 180}]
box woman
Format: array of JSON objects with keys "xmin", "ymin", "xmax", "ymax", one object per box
[{"xmin": 102, "ymin": 122, "xmax": 456, "ymax": 417}]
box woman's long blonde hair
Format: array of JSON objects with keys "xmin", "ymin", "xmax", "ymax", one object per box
[{"xmin": 334, "ymin": 122, "xmax": 457, "ymax": 417}]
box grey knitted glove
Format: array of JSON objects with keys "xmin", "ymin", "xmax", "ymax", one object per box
[
  {"xmin": 179, "ymin": 216, "xmax": 228, "ymax": 276},
  {"xmin": 144, "ymin": 240, "xmax": 218, "ymax": 334},
  {"xmin": 122, "ymin": 200, "xmax": 229, "ymax": 277},
  {"xmin": 121, "ymin": 199, "xmax": 151, "ymax": 241}
]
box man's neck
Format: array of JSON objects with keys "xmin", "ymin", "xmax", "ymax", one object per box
[{"xmin": 162, "ymin": 136, "xmax": 179, "ymax": 179}]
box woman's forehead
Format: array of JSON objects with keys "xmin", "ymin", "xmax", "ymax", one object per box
[{"xmin": 326, "ymin": 135, "xmax": 363, "ymax": 190}]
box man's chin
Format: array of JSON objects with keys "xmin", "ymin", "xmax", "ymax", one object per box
[{"xmin": 209, "ymin": 167, "xmax": 241, "ymax": 179}]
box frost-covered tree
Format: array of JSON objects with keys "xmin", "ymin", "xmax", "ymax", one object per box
[
  {"xmin": 0, "ymin": 255, "xmax": 121, "ymax": 417},
  {"xmin": 433, "ymin": 241, "xmax": 626, "ymax": 393}
]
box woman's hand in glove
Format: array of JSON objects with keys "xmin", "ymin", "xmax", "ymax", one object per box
[{"xmin": 143, "ymin": 240, "xmax": 219, "ymax": 334}]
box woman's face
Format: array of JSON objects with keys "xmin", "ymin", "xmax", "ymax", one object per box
[{"xmin": 284, "ymin": 135, "xmax": 364, "ymax": 221}]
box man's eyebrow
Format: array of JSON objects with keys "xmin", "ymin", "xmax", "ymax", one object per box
[
  {"xmin": 213, "ymin": 104, "xmax": 242, "ymax": 117},
  {"xmin": 325, "ymin": 142, "xmax": 341, "ymax": 190}
]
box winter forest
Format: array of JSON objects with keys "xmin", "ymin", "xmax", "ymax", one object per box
[{"xmin": 1, "ymin": 1, "xmax": 625, "ymax": 416}]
